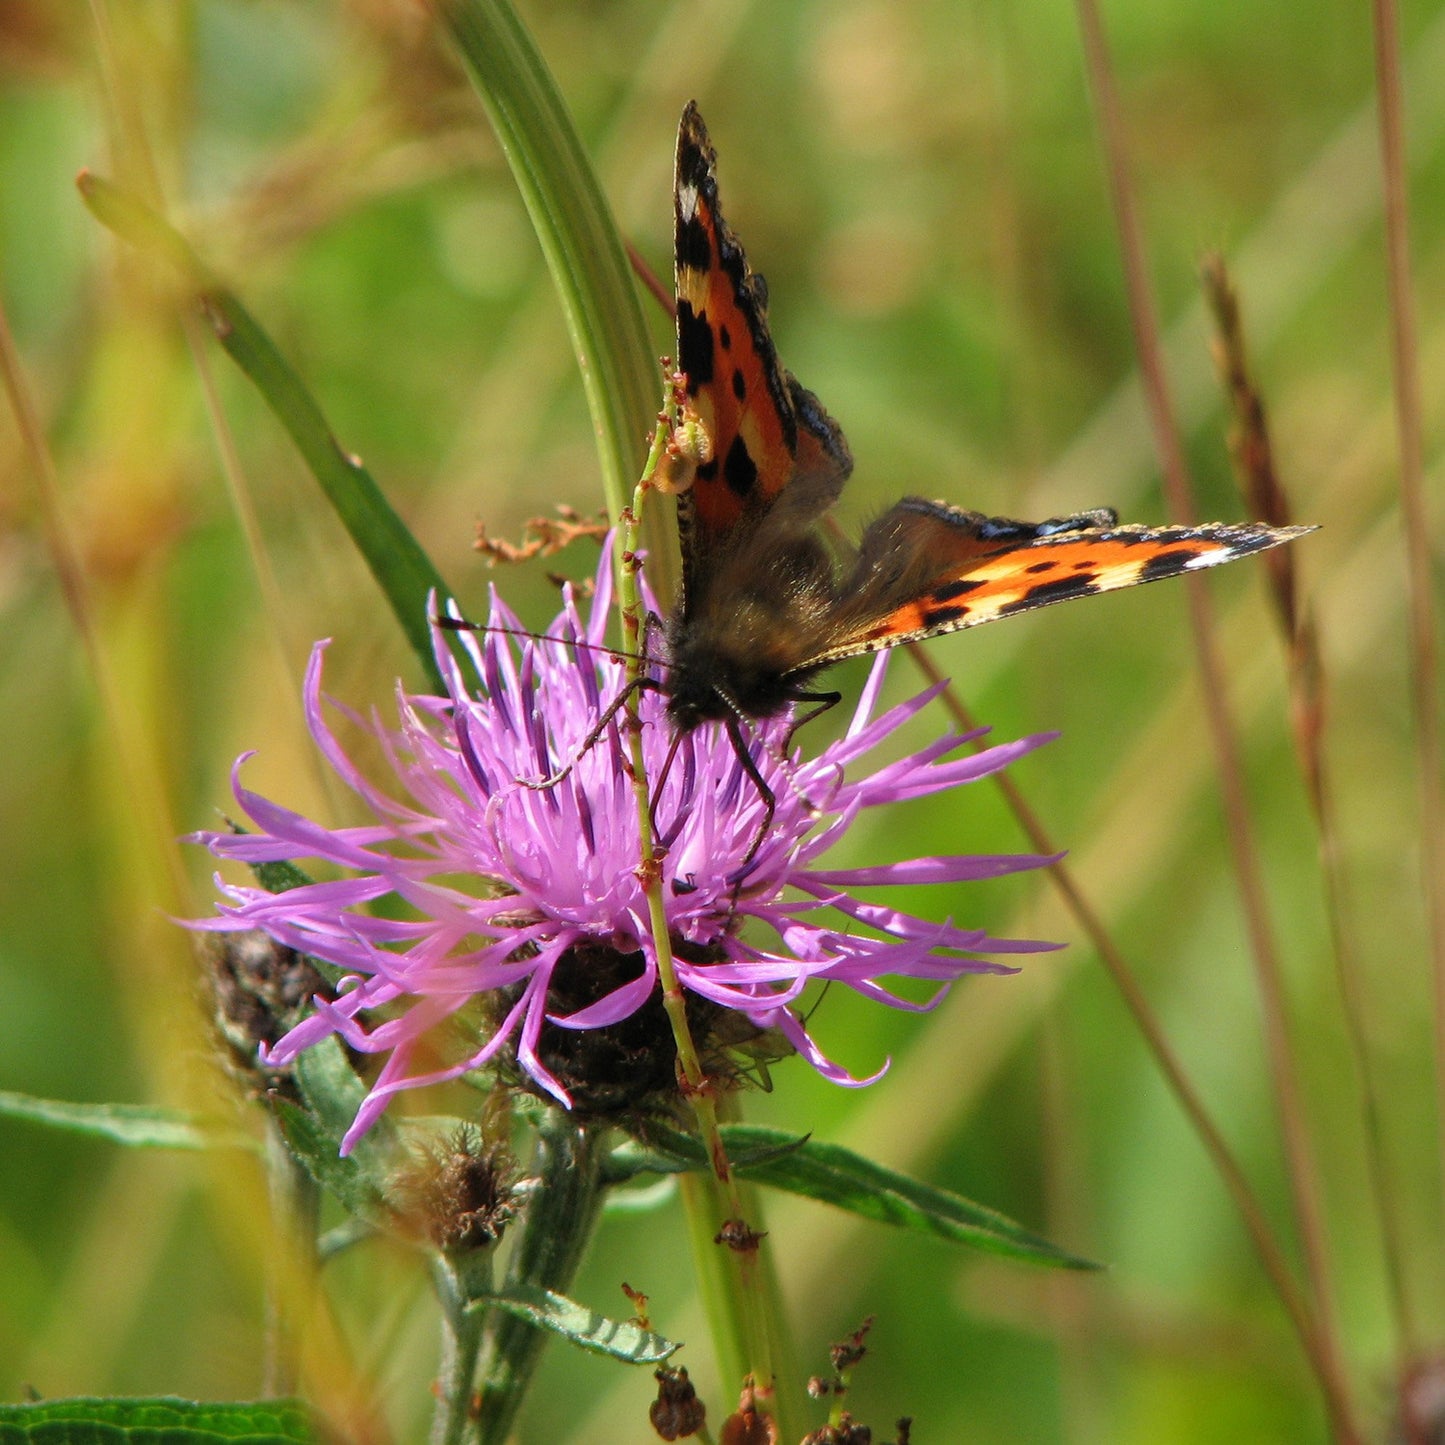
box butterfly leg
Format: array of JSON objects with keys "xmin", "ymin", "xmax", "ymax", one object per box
[
  {"xmin": 648, "ymin": 725, "xmax": 689, "ymax": 843},
  {"xmin": 724, "ymin": 711, "xmax": 776, "ymax": 877},
  {"xmin": 780, "ymin": 689, "xmax": 841, "ymax": 755}
]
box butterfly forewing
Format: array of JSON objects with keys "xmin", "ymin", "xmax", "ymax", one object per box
[{"xmin": 673, "ymin": 102, "xmax": 851, "ymax": 608}]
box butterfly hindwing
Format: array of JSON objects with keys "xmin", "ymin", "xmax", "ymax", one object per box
[
  {"xmin": 674, "ymin": 102, "xmax": 851, "ymax": 604},
  {"xmin": 817, "ymin": 497, "xmax": 1314, "ymax": 664}
]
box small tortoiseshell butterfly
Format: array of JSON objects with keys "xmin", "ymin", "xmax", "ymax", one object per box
[{"xmin": 662, "ymin": 101, "xmax": 1310, "ymax": 736}]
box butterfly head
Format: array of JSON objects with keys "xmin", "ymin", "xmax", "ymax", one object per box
[
  {"xmin": 662, "ymin": 667, "xmax": 732, "ymax": 734},
  {"xmin": 663, "ymin": 612, "xmax": 822, "ymax": 734}
]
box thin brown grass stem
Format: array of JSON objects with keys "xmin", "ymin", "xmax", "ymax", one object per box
[
  {"xmin": 1204, "ymin": 254, "xmax": 1418, "ymax": 1355},
  {"xmin": 1072, "ymin": 2, "xmax": 1360, "ymax": 1439},
  {"xmin": 628, "ymin": 239, "xmax": 675, "ymax": 321},
  {"xmin": 904, "ymin": 647, "xmax": 1325, "ymax": 1399},
  {"xmin": 1184, "ymin": 598, "xmax": 1357, "ymax": 1444},
  {"xmin": 0, "ymin": 300, "xmax": 101, "ymax": 677},
  {"xmin": 1370, "ymin": 0, "xmax": 1445, "ymax": 1245},
  {"xmin": 182, "ymin": 314, "xmax": 337, "ymax": 815}
]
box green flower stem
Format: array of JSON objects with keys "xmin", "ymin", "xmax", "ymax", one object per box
[
  {"xmin": 473, "ymin": 1117, "xmax": 606, "ymax": 1445},
  {"xmin": 430, "ymin": 1251, "xmax": 492, "ymax": 1445},
  {"xmin": 613, "ymin": 425, "xmax": 784, "ymax": 1430},
  {"xmin": 433, "ymin": 0, "xmax": 657, "ymax": 536},
  {"xmin": 678, "ymin": 1171, "xmax": 747, "ymax": 1412},
  {"xmin": 720, "ymin": 1117, "xmax": 802, "ymax": 1431}
]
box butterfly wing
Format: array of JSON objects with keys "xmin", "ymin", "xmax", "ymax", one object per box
[
  {"xmin": 673, "ymin": 102, "xmax": 852, "ymax": 609},
  {"xmin": 810, "ymin": 497, "xmax": 1314, "ymax": 665},
  {"xmin": 665, "ymin": 107, "xmax": 1316, "ymax": 719}
]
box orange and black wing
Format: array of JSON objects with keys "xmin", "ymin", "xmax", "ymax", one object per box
[
  {"xmin": 673, "ymin": 102, "xmax": 852, "ymax": 605},
  {"xmin": 812, "ymin": 497, "xmax": 1313, "ymax": 664}
]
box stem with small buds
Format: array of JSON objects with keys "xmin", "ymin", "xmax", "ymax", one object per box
[{"xmin": 614, "ymin": 380, "xmax": 785, "ymax": 1432}]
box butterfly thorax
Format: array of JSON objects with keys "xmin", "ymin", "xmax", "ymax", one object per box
[
  {"xmin": 664, "ymin": 626, "xmax": 820, "ymax": 731},
  {"xmin": 664, "ymin": 536, "xmax": 839, "ymax": 730}
]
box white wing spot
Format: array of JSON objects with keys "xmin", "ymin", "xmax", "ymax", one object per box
[{"xmin": 1183, "ymin": 547, "xmax": 1233, "ymax": 571}]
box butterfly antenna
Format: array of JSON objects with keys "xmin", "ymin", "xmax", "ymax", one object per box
[
  {"xmin": 800, "ymin": 979, "xmax": 834, "ymax": 1027},
  {"xmin": 436, "ymin": 611, "xmax": 672, "ymax": 792},
  {"xmin": 433, "ymin": 612, "xmax": 653, "ymax": 669}
]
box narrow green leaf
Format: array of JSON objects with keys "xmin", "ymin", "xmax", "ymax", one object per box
[
  {"xmin": 292, "ymin": 1035, "xmax": 368, "ymax": 1139},
  {"xmin": 604, "ymin": 1126, "xmax": 809, "ymax": 1183},
  {"xmin": 262, "ymin": 1033, "xmax": 405, "ymax": 1223},
  {"xmin": 599, "ymin": 1177, "xmax": 678, "ymax": 1214},
  {"xmin": 73, "ymin": 170, "xmax": 208, "ymax": 282},
  {"xmin": 196, "ymin": 289, "xmax": 452, "ymax": 689},
  {"xmin": 617, "ymin": 1123, "xmax": 1099, "ymax": 1271},
  {"xmin": 0, "ymin": 1091, "xmax": 255, "ymax": 1153},
  {"xmin": 0, "ymin": 1395, "xmax": 317, "ymax": 1444},
  {"xmin": 77, "ymin": 172, "xmax": 452, "ymax": 692},
  {"xmin": 249, "ymin": 857, "xmax": 314, "ymax": 895},
  {"xmin": 271, "ymin": 1098, "xmax": 388, "ymax": 1224},
  {"xmin": 744, "ymin": 1130, "xmax": 1098, "ymax": 1269},
  {"xmin": 477, "ymin": 1282, "xmax": 680, "ymax": 1364},
  {"xmin": 318, "ymin": 1216, "xmax": 377, "ymax": 1262},
  {"xmin": 270, "ymin": 1035, "xmax": 400, "ymax": 1217},
  {"xmin": 435, "ymin": 0, "xmax": 658, "ymax": 535}
]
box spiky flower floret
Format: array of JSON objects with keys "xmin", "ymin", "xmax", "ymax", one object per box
[{"xmin": 190, "ymin": 548, "xmax": 1058, "ymax": 1152}]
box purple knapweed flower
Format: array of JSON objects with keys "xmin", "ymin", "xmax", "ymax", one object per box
[{"xmin": 190, "ymin": 546, "xmax": 1059, "ymax": 1152}]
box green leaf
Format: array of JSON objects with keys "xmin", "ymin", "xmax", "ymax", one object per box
[
  {"xmin": 292, "ymin": 1036, "xmax": 368, "ymax": 1142},
  {"xmin": 477, "ymin": 1282, "xmax": 680, "ymax": 1364},
  {"xmin": 271, "ymin": 1098, "xmax": 388, "ymax": 1224},
  {"xmin": 604, "ymin": 1126, "xmax": 809, "ymax": 1183},
  {"xmin": 248, "ymin": 858, "xmax": 313, "ymax": 896},
  {"xmin": 0, "ymin": 1092, "xmax": 255, "ymax": 1154},
  {"xmin": 617, "ymin": 1124, "xmax": 1100, "ymax": 1271},
  {"xmin": 271, "ymin": 1036, "xmax": 398, "ymax": 1218},
  {"xmin": 435, "ymin": 0, "xmax": 658, "ymax": 541},
  {"xmin": 599, "ymin": 1177, "xmax": 678, "ymax": 1214},
  {"xmin": 317, "ymin": 1216, "xmax": 376, "ymax": 1262},
  {"xmin": 76, "ymin": 172, "xmax": 452, "ymax": 692},
  {"xmin": 0, "ymin": 1395, "xmax": 318, "ymax": 1444}
]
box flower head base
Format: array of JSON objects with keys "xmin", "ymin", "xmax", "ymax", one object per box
[{"xmin": 190, "ymin": 546, "xmax": 1058, "ymax": 1152}]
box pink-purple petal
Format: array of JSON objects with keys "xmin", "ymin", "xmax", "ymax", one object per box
[
  {"xmin": 549, "ymin": 959, "xmax": 659, "ymax": 1029},
  {"xmin": 802, "ymin": 851, "xmax": 1063, "ymax": 888}
]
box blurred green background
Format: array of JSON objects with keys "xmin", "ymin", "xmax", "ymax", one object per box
[{"xmin": 2, "ymin": 1, "xmax": 1442, "ymax": 1440}]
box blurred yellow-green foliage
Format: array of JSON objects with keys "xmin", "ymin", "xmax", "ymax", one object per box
[{"xmin": 3, "ymin": 1, "xmax": 1443, "ymax": 1440}]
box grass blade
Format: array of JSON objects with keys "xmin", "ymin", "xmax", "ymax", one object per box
[{"xmin": 76, "ymin": 171, "xmax": 452, "ymax": 692}]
